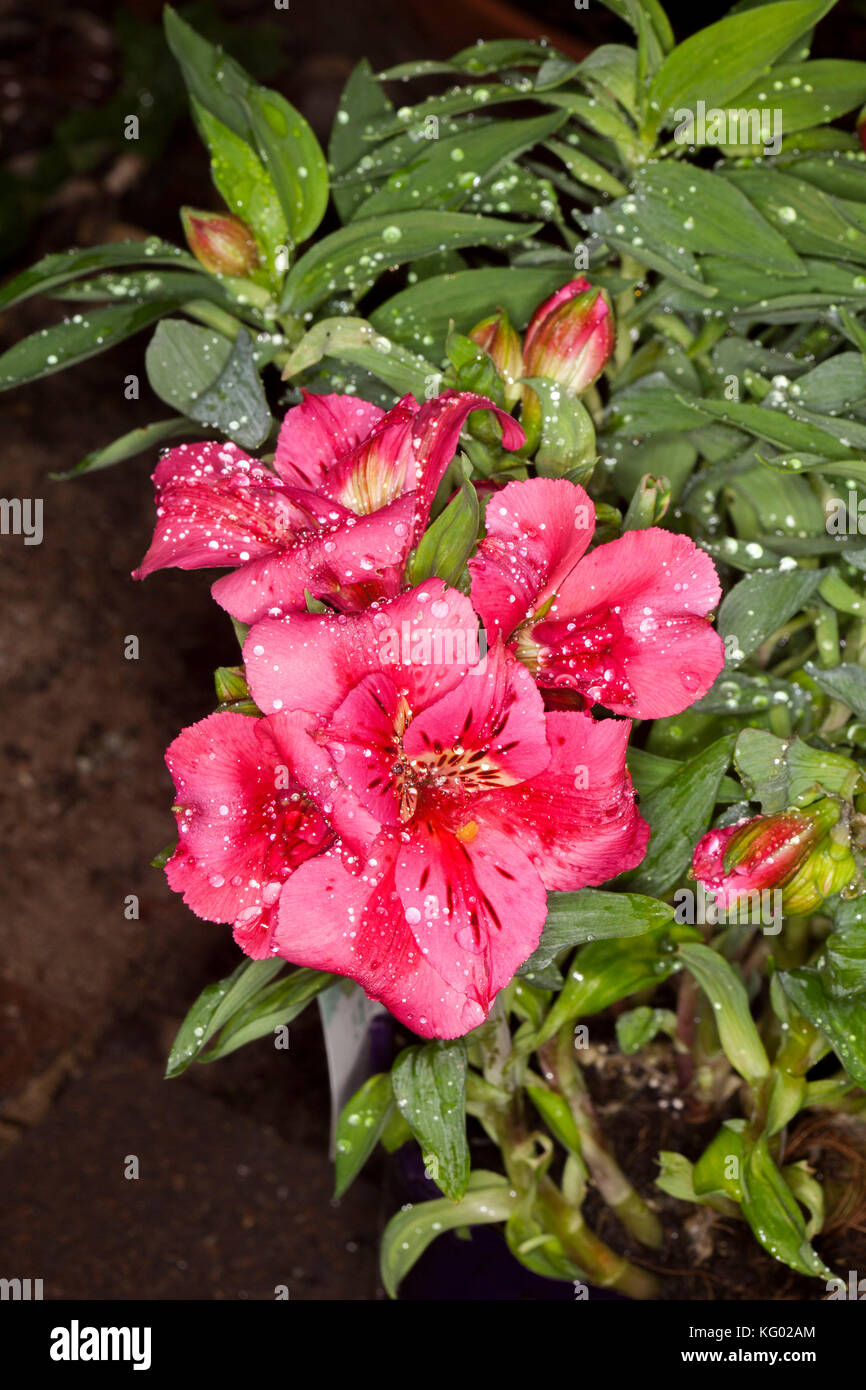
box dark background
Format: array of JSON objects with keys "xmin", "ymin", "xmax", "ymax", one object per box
[{"xmin": 0, "ymin": 0, "xmax": 863, "ymax": 1302}]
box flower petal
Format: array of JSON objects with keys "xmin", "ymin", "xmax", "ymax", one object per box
[
  {"xmin": 211, "ymin": 494, "xmax": 415, "ymax": 623},
  {"xmin": 133, "ymin": 441, "xmax": 301, "ymax": 579},
  {"xmin": 164, "ymin": 711, "xmax": 331, "ymax": 958},
  {"xmin": 476, "ymin": 710, "xmax": 648, "ymax": 890},
  {"xmin": 273, "ymin": 842, "xmax": 487, "ymax": 1038},
  {"xmin": 410, "ymin": 390, "xmax": 526, "ymax": 542},
  {"xmin": 395, "ymin": 819, "xmax": 547, "ymax": 1011},
  {"xmin": 549, "ymin": 528, "xmax": 725, "ymax": 717},
  {"xmin": 273, "ymin": 391, "xmax": 385, "ymax": 489},
  {"xmin": 469, "ymin": 476, "xmax": 595, "ymax": 639}
]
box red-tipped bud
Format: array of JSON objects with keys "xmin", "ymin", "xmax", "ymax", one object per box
[
  {"xmin": 181, "ymin": 208, "xmax": 259, "ymax": 278},
  {"xmin": 693, "ymin": 800, "xmax": 858, "ymax": 916},
  {"xmin": 522, "ymin": 278, "xmax": 614, "ymax": 395},
  {"xmin": 858, "ymin": 106, "xmax": 866, "ymax": 154},
  {"xmin": 469, "ymin": 308, "xmax": 523, "ymax": 406}
]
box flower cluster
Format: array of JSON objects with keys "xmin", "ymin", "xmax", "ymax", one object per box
[{"xmin": 139, "ymin": 283, "xmax": 725, "ymax": 1038}]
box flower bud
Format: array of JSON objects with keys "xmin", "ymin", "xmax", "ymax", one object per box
[
  {"xmin": 181, "ymin": 208, "xmax": 259, "ymax": 278},
  {"xmin": 522, "ymin": 278, "xmax": 614, "ymax": 396},
  {"xmin": 468, "ymin": 308, "xmax": 523, "ymax": 406},
  {"xmin": 692, "ymin": 800, "xmax": 858, "ymax": 916},
  {"xmin": 858, "ymin": 106, "xmax": 866, "ymax": 154}
]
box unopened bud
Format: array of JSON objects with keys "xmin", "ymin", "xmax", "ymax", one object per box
[{"xmin": 181, "ymin": 208, "xmax": 259, "ymax": 278}]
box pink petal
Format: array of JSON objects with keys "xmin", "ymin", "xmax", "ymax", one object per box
[
  {"xmin": 244, "ymin": 580, "xmax": 479, "ymax": 722},
  {"xmin": 317, "ymin": 396, "xmax": 420, "ymax": 513},
  {"xmin": 410, "ymin": 390, "xmax": 526, "ymax": 543},
  {"xmin": 403, "ymin": 640, "xmax": 550, "ymax": 787},
  {"xmin": 211, "ymin": 493, "xmax": 415, "ymax": 624},
  {"xmin": 395, "ymin": 818, "xmax": 547, "ymax": 1012},
  {"xmin": 273, "ymin": 842, "xmax": 488, "ymax": 1038},
  {"xmin": 273, "ymin": 391, "xmax": 385, "ymax": 489},
  {"xmin": 476, "ymin": 711, "xmax": 649, "ymax": 890},
  {"xmin": 469, "ymin": 476, "xmax": 595, "ymax": 639},
  {"xmin": 548, "ymin": 528, "xmax": 725, "ymax": 718},
  {"xmin": 164, "ymin": 711, "xmax": 332, "ymax": 958},
  {"xmin": 133, "ymin": 441, "xmax": 301, "ymax": 578}
]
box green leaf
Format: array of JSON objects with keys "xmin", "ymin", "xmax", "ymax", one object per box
[
  {"xmin": 334, "ymin": 1073, "xmax": 394, "ymax": 1199},
  {"xmin": 380, "ymin": 1172, "xmax": 516, "ymax": 1298},
  {"xmin": 204, "ymin": 967, "xmax": 336, "ymax": 1062},
  {"xmin": 370, "ymin": 266, "xmax": 566, "ymax": 359},
  {"xmin": 407, "ymin": 481, "xmax": 480, "ymax": 587},
  {"xmin": 523, "ymin": 377, "xmax": 596, "ymax": 481},
  {"xmin": 245, "ymin": 86, "xmax": 330, "ymax": 247},
  {"xmin": 724, "ymin": 169, "xmax": 866, "ymax": 266},
  {"xmin": 520, "ymin": 889, "xmax": 674, "ymax": 973},
  {"xmin": 281, "ymin": 316, "xmax": 433, "ymax": 397},
  {"xmin": 624, "ymin": 736, "xmax": 736, "ymax": 897},
  {"xmin": 804, "ymin": 661, "xmax": 866, "ymax": 718},
  {"xmin": 329, "ymin": 59, "xmax": 395, "ymax": 220},
  {"xmin": 50, "ymin": 417, "xmax": 196, "ymax": 480},
  {"xmin": 536, "ymin": 926, "xmax": 686, "ymax": 1046},
  {"xmin": 0, "ymin": 239, "xmax": 192, "ymax": 312},
  {"xmin": 280, "ymin": 211, "xmax": 539, "ymax": 315},
  {"xmin": 165, "ymin": 957, "xmax": 285, "ymax": 1077},
  {"xmin": 0, "ymin": 301, "xmax": 173, "ymax": 391},
  {"xmin": 634, "ymin": 164, "xmax": 804, "ymax": 276},
  {"xmin": 616, "ymin": 1005, "xmax": 675, "ymax": 1054},
  {"xmin": 780, "ymin": 968, "xmax": 866, "ymax": 1087},
  {"xmin": 646, "ymin": 1, "xmax": 835, "ymax": 134},
  {"xmin": 390, "ymin": 1040, "xmax": 470, "ymax": 1201},
  {"xmin": 354, "ymin": 111, "xmax": 566, "ymax": 219},
  {"xmin": 186, "ymin": 327, "xmax": 273, "ymax": 449},
  {"xmin": 740, "ymin": 1137, "xmax": 834, "ymax": 1280},
  {"xmin": 734, "ymin": 729, "xmax": 862, "ymax": 811},
  {"xmin": 190, "ymin": 98, "xmax": 288, "ymax": 283},
  {"xmin": 727, "ymin": 61, "xmax": 866, "ymax": 138},
  {"xmin": 545, "ymin": 138, "xmax": 627, "ymax": 199},
  {"xmin": 717, "ymin": 566, "xmax": 823, "ymax": 666},
  {"xmin": 678, "ymin": 944, "xmax": 770, "ymax": 1085},
  {"xmin": 165, "ymin": 7, "xmax": 327, "ymax": 246}
]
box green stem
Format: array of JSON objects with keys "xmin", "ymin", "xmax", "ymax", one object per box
[{"xmin": 539, "ymin": 1028, "xmax": 664, "ymax": 1250}]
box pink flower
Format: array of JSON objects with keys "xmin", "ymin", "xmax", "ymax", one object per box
[
  {"xmin": 164, "ymin": 710, "xmax": 335, "ymax": 958},
  {"xmin": 468, "ymin": 477, "xmax": 725, "ymax": 719},
  {"xmin": 522, "ymin": 278, "xmax": 614, "ymax": 395},
  {"xmin": 134, "ymin": 390, "xmax": 523, "ymax": 625},
  {"xmin": 693, "ymin": 803, "xmax": 858, "ymax": 916},
  {"xmin": 238, "ymin": 581, "xmax": 648, "ymax": 1037}
]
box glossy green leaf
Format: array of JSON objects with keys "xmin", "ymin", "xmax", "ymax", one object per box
[
  {"xmin": 624, "ymin": 736, "xmax": 736, "ymax": 897},
  {"xmin": 380, "ymin": 1172, "xmax": 516, "ymax": 1298},
  {"xmin": 281, "ymin": 211, "xmax": 538, "ymax": 315},
  {"xmin": 281, "ymin": 316, "xmax": 433, "ymax": 398},
  {"xmin": 523, "ymin": 377, "xmax": 597, "ymax": 481},
  {"xmin": 334, "ymin": 1073, "xmax": 395, "ymax": 1199},
  {"xmin": 329, "ymin": 59, "xmax": 394, "ymax": 220},
  {"xmin": 165, "ymin": 957, "xmax": 285, "ymax": 1077},
  {"xmin": 51, "ymin": 417, "xmax": 196, "ymax": 480},
  {"xmin": 727, "ymin": 61, "xmax": 866, "ymax": 138},
  {"xmin": 0, "ymin": 239, "xmax": 192, "ymax": 312},
  {"xmin": 717, "ymin": 566, "xmax": 823, "ymax": 665},
  {"xmin": 407, "ymin": 481, "xmax": 479, "ymax": 587},
  {"xmin": 740, "ymin": 1137, "xmax": 834, "ymax": 1280},
  {"xmin": 191, "ymin": 98, "xmax": 288, "ymax": 281},
  {"xmin": 0, "ymin": 301, "xmax": 173, "ymax": 391},
  {"xmin": 678, "ymin": 944, "xmax": 770, "ymax": 1085},
  {"xmin": 780, "ymin": 968, "xmax": 866, "ymax": 1087},
  {"xmin": 391, "ymin": 1040, "xmax": 470, "ymax": 1201},
  {"xmin": 520, "ymin": 889, "xmax": 674, "ymax": 973},
  {"xmin": 646, "ymin": 1, "xmax": 835, "ymax": 133},
  {"xmin": 204, "ymin": 967, "xmax": 336, "ymax": 1062},
  {"xmin": 804, "ymin": 661, "xmax": 866, "ymax": 718}
]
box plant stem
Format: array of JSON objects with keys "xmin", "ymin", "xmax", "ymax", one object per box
[{"xmin": 538, "ymin": 1028, "xmax": 664, "ymax": 1250}]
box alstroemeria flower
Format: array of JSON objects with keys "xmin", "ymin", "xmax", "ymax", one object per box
[
  {"xmin": 469, "ymin": 476, "xmax": 725, "ymax": 719},
  {"xmin": 240, "ymin": 581, "xmax": 648, "ymax": 1038},
  {"xmin": 164, "ymin": 710, "xmax": 336, "ymax": 958},
  {"xmin": 522, "ymin": 277, "xmax": 614, "ymax": 396},
  {"xmin": 134, "ymin": 389, "xmax": 523, "ymax": 625},
  {"xmin": 693, "ymin": 802, "xmax": 858, "ymax": 916}
]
